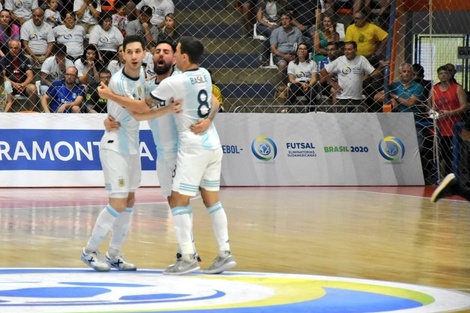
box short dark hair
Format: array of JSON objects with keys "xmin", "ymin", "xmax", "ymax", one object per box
[
  {"xmin": 53, "ymin": 43, "xmax": 67, "ymax": 56},
  {"xmin": 178, "ymin": 37, "xmax": 204, "ymax": 64},
  {"xmin": 156, "ymin": 39, "xmax": 176, "ymax": 53},
  {"xmin": 344, "ymin": 41, "xmax": 357, "ymax": 49},
  {"xmin": 123, "ymin": 35, "xmax": 145, "ymax": 51}
]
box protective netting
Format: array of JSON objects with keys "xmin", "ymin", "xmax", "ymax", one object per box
[{"xmin": 4, "ymin": 0, "xmax": 470, "ymax": 185}]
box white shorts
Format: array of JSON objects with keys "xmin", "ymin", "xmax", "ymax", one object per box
[
  {"xmin": 156, "ymin": 154, "xmax": 176, "ymax": 198},
  {"xmin": 172, "ymin": 147, "xmax": 222, "ymax": 196},
  {"xmin": 100, "ymin": 149, "xmax": 141, "ymax": 198}
]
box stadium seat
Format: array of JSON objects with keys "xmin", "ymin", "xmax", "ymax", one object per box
[{"xmin": 253, "ymin": 23, "xmax": 267, "ymax": 41}]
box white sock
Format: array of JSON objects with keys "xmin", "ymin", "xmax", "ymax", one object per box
[
  {"xmin": 108, "ymin": 207, "xmax": 133, "ymax": 258},
  {"xmin": 171, "ymin": 205, "xmax": 194, "ymax": 260},
  {"xmin": 85, "ymin": 204, "xmax": 119, "ymax": 253},
  {"xmin": 206, "ymin": 202, "xmax": 230, "ymax": 253}
]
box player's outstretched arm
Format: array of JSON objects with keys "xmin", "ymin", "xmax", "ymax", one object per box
[
  {"xmin": 97, "ymin": 83, "xmax": 148, "ymax": 113},
  {"xmin": 132, "ymin": 98, "xmax": 183, "ymax": 121}
]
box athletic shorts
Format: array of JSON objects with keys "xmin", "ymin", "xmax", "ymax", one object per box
[
  {"xmin": 100, "ymin": 149, "xmax": 141, "ymax": 198},
  {"xmin": 172, "ymin": 147, "xmax": 222, "ymax": 197}
]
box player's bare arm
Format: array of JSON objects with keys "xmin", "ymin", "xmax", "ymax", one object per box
[
  {"xmin": 190, "ymin": 95, "xmax": 220, "ymax": 135},
  {"xmin": 97, "ymin": 82, "xmax": 148, "ymax": 113},
  {"xmin": 132, "ymin": 98, "xmax": 183, "ymax": 121}
]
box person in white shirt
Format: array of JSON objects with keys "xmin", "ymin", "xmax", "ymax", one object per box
[
  {"xmin": 135, "ymin": 0, "xmax": 174, "ymax": 28},
  {"xmin": 73, "ymin": 0, "xmax": 101, "ymax": 33},
  {"xmin": 286, "ymin": 42, "xmax": 318, "ymax": 109},
  {"xmin": 320, "ymin": 40, "xmax": 387, "ymax": 112},
  {"xmin": 44, "ymin": 0, "xmax": 62, "ymax": 28},
  {"xmin": 107, "ymin": 44, "xmax": 125, "ymax": 75},
  {"xmin": 39, "ymin": 43, "xmax": 74, "ymax": 95},
  {"xmin": 53, "ymin": 11, "xmax": 87, "ymax": 60},
  {"xmin": 5, "ymin": 0, "xmax": 38, "ymax": 26},
  {"xmin": 20, "ymin": 8, "xmax": 55, "ymax": 67},
  {"xmin": 89, "ymin": 12, "xmax": 124, "ymax": 66}
]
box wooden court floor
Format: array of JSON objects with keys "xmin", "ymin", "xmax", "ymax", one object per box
[{"xmin": 1, "ymin": 186, "xmax": 470, "ymax": 311}]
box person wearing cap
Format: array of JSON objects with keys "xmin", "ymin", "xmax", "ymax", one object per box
[
  {"xmin": 135, "ymin": 0, "xmax": 174, "ymax": 28},
  {"xmin": 124, "ymin": 5, "xmax": 159, "ymax": 47}
]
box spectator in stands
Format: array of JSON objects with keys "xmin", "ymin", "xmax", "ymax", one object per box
[
  {"xmin": 44, "ymin": 0, "xmax": 62, "ymax": 28},
  {"xmin": 0, "ymin": 9, "xmax": 20, "ymax": 57},
  {"xmin": 412, "ymin": 63, "xmax": 432, "ymax": 101},
  {"xmin": 430, "ymin": 65, "xmax": 468, "ymax": 177},
  {"xmin": 285, "ymin": 0, "xmax": 318, "ymax": 35},
  {"xmin": 158, "ymin": 13, "xmax": 181, "ymax": 48},
  {"xmin": 20, "ymin": 8, "xmax": 55, "ymax": 68},
  {"xmin": 107, "ymin": 43, "xmax": 124, "ymax": 75},
  {"xmin": 112, "ymin": 1, "xmax": 129, "ymax": 37},
  {"xmin": 318, "ymin": 41, "xmax": 340, "ymax": 105},
  {"xmin": 287, "ymin": 42, "xmax": 317, "ymax": 109},
  {"xmin": 74, "ymin": 0, "xmax": 101, "ymax": 33},
  {"xmin": 0, "ymin": 69, "xmax": 14, "ymax": 112},
  {"xmin": 2, "ymin": 39, "xmax": 40, "ymax": 110},
  {"xmin": 319, "ymin": 40, "xmax": 387, "ymax": 112},
  {"xmin": 345, "ymin": 10, "xmax": 388, "ymax": 67},
  {"xmin": 270, "ymin": 12, "xmax": 303, "ymax": 84},
  {"xmin": 135, "ymin": 0, "xmax": 174, "ymax": 29},
  {"xmin": 208, "ymin": 69, "xmax": 225, "ymax": 112},
  {"xmin": 256, "ymin": 0, "xmax": 283, "ymax": 66},
  {"xmin": 5, "ymin": 0, "xmax": 38, "ymax": 26},
  {"xmin": 39, "ymin": 43, "xmax": 74, "ymax": 95},
  {"xmin": 83, "ymin": 68, "xmax": 110, "ymax": 113},
  {"xmin": 373, "ymin": 63, "xmax": 425, "ymax": 114},
  {"xmin": 41, "ymin": 65, "xmax": 85, "ymax": 113},
  {"xmin": 313, "ymin": 10, "xmax": 340, "ymax": 63},
  {"xmin": 237, "ymin": 0, "xmax": 257, "ymax": 38},
  {"xmin": 75, "ymin": 44, "xmax": 104, "ymax": 86},
  {"xmin": 125, "ymin": 5, "xmax": 159, "ymax": 48},
  {"xmin": 54, "ymin": 12, "xmax": 86, "ymax": 61},
  {"xmin": 89, "ymin": 12, "xmax": 124, "ymax": 66},
  {"xmin": 364, "ymin": 0, "xmax": 391, "ymax": 28}
]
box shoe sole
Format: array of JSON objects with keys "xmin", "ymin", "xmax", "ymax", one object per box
[
  {"xmin": 431, "ymin": 173, "xmax": 456, "ymax": 203},
  {"xmin": 203, "ymin": 260, "xmax": 237, "ymax": 275},
  {"xmin": 81, "ymin": 255, "xmax": 110, "ymax": 272},
  {"xmin": 163, "ymin": 265, "xmax": 200, "ymax": 276}
]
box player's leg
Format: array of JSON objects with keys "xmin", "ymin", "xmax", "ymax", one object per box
[
  {"xmin": 431, "ymin": 173, "xmax": 470, "ymax": 203},
  {"xmin": 164, "ymin": 149, "xmax": 205, "ymax": 275},
  {"xmin": 159, "ymin": 156, "xmax": 201, "ymax": 265},
  {"xmin": 200, "ymin": 148, "xmax": 236, "ymax": 274},
  {"xmin": 106, "ymin": 154, "xmax": 141, "ymax": 271}
]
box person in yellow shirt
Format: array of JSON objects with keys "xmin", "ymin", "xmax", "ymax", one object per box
[
  {"xmin": 208, "ymin": 69, "xmax": 225, "ymax": 112},
  {"xmin": 345, "ymin": 10, "xmax": 388, "ymax": 66}
]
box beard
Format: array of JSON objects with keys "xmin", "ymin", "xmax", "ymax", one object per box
[{"xmin": 154, "ymin": 62, "xmax": 173, "ymax": 75}]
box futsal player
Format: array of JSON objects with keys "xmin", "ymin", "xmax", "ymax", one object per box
[{"xmin": 81, "ymin": 35, "xmax": 177, "ymax": 272}]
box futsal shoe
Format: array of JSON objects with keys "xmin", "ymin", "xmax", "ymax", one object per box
[
  {"xmin": 203, "ymin": 251, "xmax": 237, "ymax": 274},
  {"xmin": 81, "ymin": 249, "xmax": 110, "ymax": 272},
  {"xmin": 431, "ymin": 173, "xmax": 458, "ymax": 203},
  {"xmin": 106, "ymin": 252, "xmax": 137, "ymax": 271}
]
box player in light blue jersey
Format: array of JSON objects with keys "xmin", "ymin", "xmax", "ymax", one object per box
[
  {"xmin": 100, "ymin": 40, "xmax": 217, "ymax": 267},
  {"xmin": 81, "ymin": 35, "xmax": 177, "ymax": 273},
  {"xmin": 150, "ymin": 37, "xmax": 236, "ymax": 275}
]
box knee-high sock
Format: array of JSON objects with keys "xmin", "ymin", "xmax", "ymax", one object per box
[
  {"xmin": 108, "ymin": 208, "xmax": 133, "ymax": 258},
  {"xmin": 85, "ymin": 204, "xmax": 119, "ymax": 253},
  {"xmin": 171, "ymin": 205, "xmax": 194, "ymax": 260},
  {"xmin": 207, "ymin": 202, "xmax": 230, "ymax": 253}
]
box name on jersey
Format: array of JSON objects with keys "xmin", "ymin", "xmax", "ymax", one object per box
[{"xmin": 190, "ymin": 75, "xmax": 208, "ymax": 85}]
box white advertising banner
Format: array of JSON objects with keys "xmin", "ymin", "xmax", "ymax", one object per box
[
  {"xmin": 215, "ymin": 112, "xmax": 424, "ymax": 186},
  {"xmin": 0, "ymin": 112, "xmax": 423, "ymax": 187}
]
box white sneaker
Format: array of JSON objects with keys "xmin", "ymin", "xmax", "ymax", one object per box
[
  {"xmin": 164, "ymin": 257, "xmax": 200, "ymax": 275},
  {"xmin": 203, "ymin": 251, "xmax": 236, "ymax": 274},
  {"xmin": 81, "ymin": 249, "xmax": 110, "ymax": 272},
  {"xmin": 105, "ymin": 252, "xmax": 137, "ymax": 271}
]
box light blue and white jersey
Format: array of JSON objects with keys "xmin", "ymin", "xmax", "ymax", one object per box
[
  {"xmin": 146, "ymin": 67, "xmax": 181, "ymax": 158},
  {"xmin": 150, "ymin": 67, "xmax": 220, "ymax": 150},
  {"xmin": 100, "ymin": 68, "xmax": 147, "ymax": 155}
]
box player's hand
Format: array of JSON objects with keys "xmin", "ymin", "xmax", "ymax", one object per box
[
  {"xmin": 191, "ymin": 118, "xmax": 211, "ymax": 135},
  {"xmin": 104, "ymin": 115, "xmax": 120, "ymax": 131},
  {"xmin": 97, "ymin": 82, "xmax": 112, "ymax": 99},
  {"xmin": 169, "ymin": 97, "xmax": 182, "ymax": 114}
]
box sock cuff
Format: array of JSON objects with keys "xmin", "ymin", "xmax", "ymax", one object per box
[
  {"xmin": 206, "ymin": 201, "xmax": 223, "ymax": 214},
  {"xmin": 172, "ymin": 206, "xmax": 192, "ymax": 216},
  {"xmin": 106, "ymin": 204, "xmax": 120, "ymax": 217}
]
